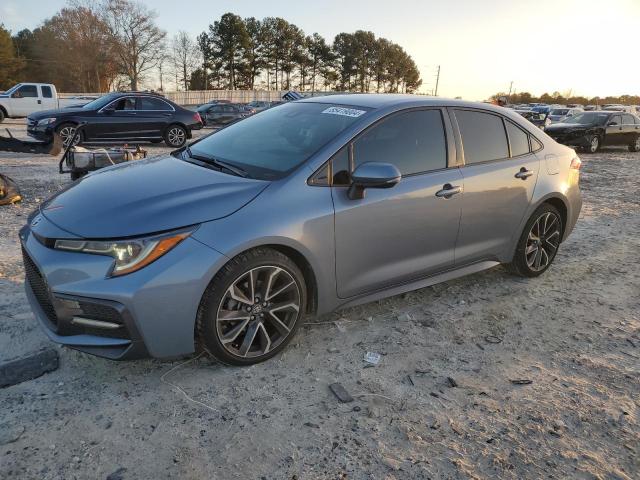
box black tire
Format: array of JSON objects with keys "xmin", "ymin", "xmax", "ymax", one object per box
[
  {"xmin": 0, "ymin": 108, "xmax": 5, "ymax": 123},
  {"xmin": 507, "ymin": 204, "xmax": 563, "ymax": 278},
  {"xmin": 70, "ymin": 171, "xmax": 84, "ymax": 181},
  {"xmin": 196, "ymin": 247, "xmax": 307, "ymax": 366},
  {"xmin": 164, "ymin": 124, "xmax": 187, "ymax": 147},
  {"xmin": 629, "ymin": 135, "xmax": 640, "ymax": 152},
  {"xmin": 584, "ymin": 134, "xmax": 600, "ymax": 153},
  {"xmin": 56, "ymin": 123, "xmax": 82, "ymax": 147}
]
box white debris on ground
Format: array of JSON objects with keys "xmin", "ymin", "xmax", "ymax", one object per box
[{"xmin": 0, "ymin": 119, "xmax": 638, "ymax": 479}]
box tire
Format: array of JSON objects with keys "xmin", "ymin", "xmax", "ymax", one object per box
[
  {"xmin": 56, "ymin": 123, "xmax": 82, "ymax": 147},
  {"xmin": 0, "ymin": 108, "xmax": 5, "ymax": 123},
  {"xmin": 629, "ymin": 135, "xmax": 640, "ymax": 152},
  {"xmin": 164, "ymin": 124, "xmax": 187, "ymax": 147},
  {"xmin": 507, "ymin": 204, "xmax": 563, "ymax": 278},
  {"xmin": 585, "ymin": 134, "xmax": 600, "ymax": 153},
  {"xmin": 70, "ymin": 171, "xmax": 84, "ymax": 181},
  {"xmin": 196, "ymin": 247, "xmax": 307, "ymax": 366}
]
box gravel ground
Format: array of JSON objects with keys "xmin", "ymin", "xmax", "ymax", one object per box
[{"xmin": 0, "ymin": 119, "xmax": 638, "ymax": 480}]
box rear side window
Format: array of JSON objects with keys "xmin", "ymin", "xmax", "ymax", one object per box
[
  {"xmin": 138, "ymin": 97, "xmax": 172, "ymax": 111},
  {"xmin": 41, "ymin": 86, "xmax": 53, "ymax": 98},
  {"xmin": 353, "ymin": 109, "xmax": 447, "ymax": 176},
  {"xmin": 505, "ymin": 121, "xmax": 530, "ymax": 157},
  {"xmin": 455, "ymin": 109, "xmax": 508, "ymax": 164},
  {"xmin": 17, "ymin": 85, "xmax": 38, "ymax": 97}
]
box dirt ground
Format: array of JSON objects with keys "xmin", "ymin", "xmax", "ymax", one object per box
[{"xmin": 0, "ymin": 119, "xmax": 638, "ymax": 480}]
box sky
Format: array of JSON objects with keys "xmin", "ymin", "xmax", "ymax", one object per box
[{"xmin": 2, "ymin": 0, "xmax": 639, "ymax": 100}]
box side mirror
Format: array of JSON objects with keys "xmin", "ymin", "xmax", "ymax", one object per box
[{"xmin": 348, "ymin": 162, "xmax": 401, "ymax": 200}]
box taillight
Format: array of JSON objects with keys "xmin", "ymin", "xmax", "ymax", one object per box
[
  {"xmin": 194, "ymin": 112, "xmax": 202, "ymax": 124},
  {"xmin": 570, "ymin": 157, "xmax": 581, "ymax": 169}
]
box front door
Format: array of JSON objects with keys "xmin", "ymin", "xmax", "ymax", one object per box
[
  {"xmin": 11, "ymin": 84, "xmax": 40, "ymax": 116},
  {"xmin": 452, "ymin": 109, "xmax": 540, "ymax": 264},
  {"xmin": 90, "ymin": 97, "xmax": 139, "ymax": 140},
  {"xmin": 604, "ymin": 114, "xmax": 624, "ymax": 145},
  {"xmin": 332, "ymin": 109, "xmax": 462, "ymax": 298}
]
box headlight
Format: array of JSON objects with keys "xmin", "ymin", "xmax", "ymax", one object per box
[
  {"xmin": 54, "ymin": 228, "xmax": 194, "ymax": 277},
  {"xmin": 36, "ymin": 117, "xmax": 56, "ymax": 126}
]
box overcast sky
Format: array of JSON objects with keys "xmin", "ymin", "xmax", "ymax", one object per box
[{"xmin": 2, "ymin": 0, "xmax": 639, "ymax": 99}]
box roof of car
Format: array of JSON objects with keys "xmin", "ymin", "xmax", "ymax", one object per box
[{"xmin": 299, "ymin": 93, "xmax": 506, "ymax": 112}]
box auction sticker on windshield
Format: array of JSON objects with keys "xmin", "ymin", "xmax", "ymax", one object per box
[{"xmin": 322, "ymin": 106, "xmax": 366, "ymax": 118}]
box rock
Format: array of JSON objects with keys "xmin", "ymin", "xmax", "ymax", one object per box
[
  {"xmin": 0, "ymin": 425, "xmax": 25, "ymax": 445},
  {"xmin": 0, "ymin": 348, "xmax": 59, "ymax": 388},
  {"xmin": 303, "ymin": 422, "xmax": 320, "ymax": 429},
  {"xmin": 329, "ymin": 383, "xmax": 354, "ymax": 403},
  {"xmin": 106, "ymin": 467, "xmax": 127, "ymax": 480}
]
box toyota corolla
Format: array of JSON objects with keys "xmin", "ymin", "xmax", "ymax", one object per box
[{"xmin": 20, "ymin": 95, "xmax": 582, "ymax": 365}]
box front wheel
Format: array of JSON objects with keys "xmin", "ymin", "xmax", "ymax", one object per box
[
  {"xmin": 196, "ymin": 248, "xmax": 307, "ymax": 366},
  {"xmin": 585, "ymin": 135, "xmax": 600, "ymax": 153},
  {"xmin": 629, "ymin": 135, "xmax": 640, "ymax": 152},
  {"xmin": 507, "ymin": 204, "xmax": 563, "ymax": 277},
  {"xmin": 57, "ymin": 123, "xmax": 82, "ymax": 147},
  {"xmin": 164, "ymin": 125, "xmax": 187, "ymax": 147}
]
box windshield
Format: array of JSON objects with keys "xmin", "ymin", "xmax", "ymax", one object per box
[
  {"xmin": 3, "ymin": 84, "xmax": 21, "ymax": 95},
  {"xmin": 563, "ymin": 112, "xmax": 610, "ymax": 125},
  {"xmin": 189, "ymin": 102, "xmax": 369, "ymax": 180},
  {"xmin": 550, "ymin": 109, "xmax": 569, "ymax": 115},
  {"xmin": 81, "ymin": 93, "xmax": 119, "ymax": 110}
]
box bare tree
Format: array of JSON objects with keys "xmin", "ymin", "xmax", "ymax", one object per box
[
  {"xmin": 171, "ymin": 31, "xmax": 199, "ymax": 91},
  {"xmin": 101, "ymin": 0, "xmax": 166, "ymax": 90}
]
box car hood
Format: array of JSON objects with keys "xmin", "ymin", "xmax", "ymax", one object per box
[
  {"xmin": 545, "ymin": 122, "xmax": 591, "ymax": 131},
  {"xmin": 40, "ymin": 155, "xmax": 269, "ymax": 238},
  {"xmin": 29, "ymin": 107, "xmax": 85, "ymax": 120}
]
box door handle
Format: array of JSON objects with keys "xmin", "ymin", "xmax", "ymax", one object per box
[
  {"xmin": 515, "ymin": 167, "xmax": 534, "ymax": 180},
  {"xmin": 37, "ymin": 100, "xmax": 42, "ymax": 104},
  {"xmin": 435, "ymin": 184, "xmax": 462, "ymax": 198}
]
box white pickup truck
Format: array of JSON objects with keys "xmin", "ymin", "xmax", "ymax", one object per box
[{"xmin": 0, "ymin": 83, "xmax": 96, "ymax": 123}]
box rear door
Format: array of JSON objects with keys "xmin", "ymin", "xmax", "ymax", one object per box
[
  {"xmin": 135, "ymin": 96, "xmax": 174, "ymax": 139},
  {"xmin": 39, "ymin": 85, "xmax": 56, "ymax": 111},
  {"xmin": 621, "ymin": 114, "xmax": 637, "ymax": 144},
  {"xmin": 452, "ymin": 109, "xmax": 541, "ymax": 264},
  {"xmin": 332, "ymin": 108, "xmax": 463, "ymax": 298}
]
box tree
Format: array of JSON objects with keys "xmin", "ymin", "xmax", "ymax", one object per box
[
  {"xmin": 204, "ymin": 13, "xmax": 250, "ymax": 89},
  {"xmin": 102, "ymin": 0, "xmax": 166, "ymax": 90},
  {"xmin": 171, "ymin": 31, "xmax": 199, "ymax": 91},
  {"xmin": 243, "ymin": 17, "xmax": 265, "ymax": 89},
  {"xmin": 0, "ymin": 25, "xmax": 24, "ymax": 90},
  {"xmin": 306, "ymin": 33, "xmax": 332, "ymax": 92}
]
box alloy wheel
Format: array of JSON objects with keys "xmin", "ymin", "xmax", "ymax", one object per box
[
  {"xmin": 525, "ymin": 212, "xmax": 561, "ymax": 272},
  {"xmin": 216, "ymin": 266, "xmax": 301, "ymax": 359},
  {"xmin": 59, "ymin": 126, "xmax": 79, "ymax": 147},
  {"xmin": 167, "ymin": 127, "xmax": 185, "ymax": 146},
  {"xmin": 635, "ymin": 137, "xmax": 640, "ymax": 151},
  {"xmin": 589, "ymin": 136, "xmax": 599, "ymax": 153}
]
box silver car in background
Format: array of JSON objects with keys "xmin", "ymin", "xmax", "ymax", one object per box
[
  {"xmin": 547, "ymin": 107, "xmax": 583, "ymax": 124},
  {"xmin": 20, "ymin": 95, "xmax": 582, "ymax": 365}
]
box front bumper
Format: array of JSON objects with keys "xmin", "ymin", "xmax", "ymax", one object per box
[
  {"xmin": 20, "ymin": 221, "xmax": 228, "ymax": 360},
  {"xmin": 27, "ymin": 124, "xmax": 55, "ymax": 142}
]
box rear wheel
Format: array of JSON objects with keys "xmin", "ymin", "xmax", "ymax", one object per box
[
  {"xmin": 629, "ymin": 135, "xmax": 640, "ymax": 152},
  {"xmin": 197, "ymin": 248, "xmax": 307, "ymax": 366},
  {"xmin": 164, "ymin": 124, "xmax": 187, "ymax": 147},
  {"xmin": 507, "ymin": 204, "xmax": 563, "ymax": 277}
]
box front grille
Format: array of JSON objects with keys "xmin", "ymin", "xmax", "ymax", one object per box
[
  {"xmin": 78, "ymin": 302, "xmax": 124, "ymax": 325},
  {"xmin": 22, "ymin": 247, "xmax": 58, "ymax": 327}
]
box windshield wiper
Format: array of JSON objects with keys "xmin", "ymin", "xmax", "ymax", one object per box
[{"xmin": 184, "ymin": 146, "xmax": 248, "ymax": 178}]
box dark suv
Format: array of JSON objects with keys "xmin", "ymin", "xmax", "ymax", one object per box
[
  {"xmin": 545, "ymin": 111, "xmax": 640, "ymax": 153},
  {"xmin": 196, "ymin": 103, "xmax": 248, "ymax": 127},
  {"xmin": 27, "ymin": 92, "xmax": 203, "ymax": 148}
]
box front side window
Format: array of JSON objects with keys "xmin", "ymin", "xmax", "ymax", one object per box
[
  {"xmin": 353, "ymin": 109, "xmax": 447, "ymax": 176},
  {"xmin": 505, "ymin": 120, "xmax": 530, "ymax": 157},
  {"xmin": 455, "ymin": 109, "xmax": 508, "ymax": 164},
  {"xmin": 111, "ymin": 97, "xmax": 136, "ymax": 111},
  {"xmin": 610, "ymin": 115, "xmax": 622, "ymax": 125},
  {"xmin": 41, "ymin": 86, "xmax": 53, "ymax": 98},
  {"xmin": 17, "ymin": 85, "xmax": 38, "ymax": 97},
  {"xmin": 189, "ymin": 102, "xmax": 368, "ymax": 180}
]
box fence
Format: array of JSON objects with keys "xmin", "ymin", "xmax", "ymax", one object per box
[{"xmin": 60, "ymin": 90, "xmax": 327, "ymax": 106}]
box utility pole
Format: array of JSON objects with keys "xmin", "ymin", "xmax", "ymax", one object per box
[
  {"xmin": 434, "ymin": 65, "xmax": 441, "ymax": 96},
  {"xmin": 508, "ymin": 80, "xmax": 513, "ymax": 97}
]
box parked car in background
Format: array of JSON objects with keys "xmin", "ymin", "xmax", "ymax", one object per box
[
  {"xmin": 27, "ymin": 92, "xmax": 202, "ymax": 147},
  {"xmin": 531, "ymin": 104, "xmax": 551, "ymax": 115},
  {"xmin": 516, "ymin": 109, "xmax": 550, "ymax": 129},
  {"xmin": 584, "ymin": 105, "xmax": 599, "ymax": 111},
  {"xmin": 547, "ymin": 107, "xmax": 583, "ymax": 124},
  {"xmin": 545, "ymin": 111, "xmax": 640, "ymax": 153},
  {"xmin": 197, "ymin": 103, "xmax": 249, "ymax": 127},
  {"xmin": 566, "ymin": 104, "xmax": 584, "ymax": 109},
  {"xmin": 601, "ymin": 104, "xmax": 634, "ymax": 113},
  {"xmin": 20, "ymin": 95, "xmax": 582, "ymax": 364},
  {"xmin": 246, "ymin": 100, "xmax": 277, "ymax": 113},
  {"xmin": 0, "ymin": 83, "xmax": 94, "ymax": 123}
]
